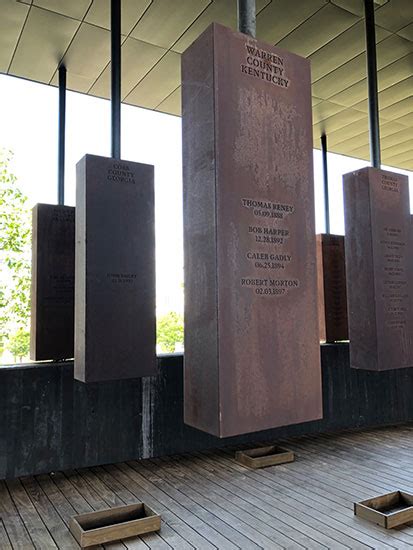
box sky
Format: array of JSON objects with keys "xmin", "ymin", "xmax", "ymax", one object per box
[
  {"xmin": 0, "ymin": 73, "xmax": 411, "ymax": 313},
  {"xmin": 0, "ymin": 74, "xmax": 183, "ymax": 315}
]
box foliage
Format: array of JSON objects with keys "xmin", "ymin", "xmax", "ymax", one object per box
[
  {"xmin": 8, "ymin": 328, "xmax": 30, "ymax": 362},
  {"xmin": 0, "ymin": 150, "xmax": 31, "ymax": 360},
  {"xmin": 157, "ymin": 311, "xmax": 184, "ymax": 353}
]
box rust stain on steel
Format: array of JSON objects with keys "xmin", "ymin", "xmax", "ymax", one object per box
[
  {"xmin": 182, "ymin": 23, "xmax": 322, "ymax": 437},
  {"xmin": 30, "ymin": 204, "xmax": 75, "ymax": 360},
  {"xmin": 344, "ymin": 167, "xmax": 413, "ymax": 371},
  {"xmin": 316, "ymin": 234, "xmax": 348, "ymax": 343}
]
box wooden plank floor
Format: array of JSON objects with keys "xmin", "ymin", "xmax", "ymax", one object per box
[{"xmin": 2, "ymin": 425, "xmax": 413, "ymax": 549}]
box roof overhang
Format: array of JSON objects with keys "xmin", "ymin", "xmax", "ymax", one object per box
[{"xmin": 2, "ymin": 0, "xmax": 413, "ymax": 169}]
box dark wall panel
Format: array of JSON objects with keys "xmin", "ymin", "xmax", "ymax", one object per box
[{"xmin": 1, "ymin": 346, "xmax": 413, "ymax": 479}]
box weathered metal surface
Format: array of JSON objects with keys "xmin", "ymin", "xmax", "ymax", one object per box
[
  {"xmin": 343, "ymin": 167, "xmax": 413, "ymax": 370},
  {"xmin": 30, "ymin": 204, "xmax": 75, "ymax": 360},
  {"xmin": 182, "ymin": 23, "xmax": 322, "ymax": 438},
  {"xmin": 316, "ymin": 234, "xmax": 348, "ymax": 343},
  {"xmin": 75, "ymin": 154, "xmax": 156, "ymax": 382}
]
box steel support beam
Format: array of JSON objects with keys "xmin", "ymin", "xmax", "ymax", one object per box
[
  {"xmin": 364, "ymin": 0, "xmax": 381, "ymax": 168},
  {"xmin": 237, "ymin": 0, "xmax": 256, "ymax": 38},
  {"xmin": 111, "ymin": 0, "xmax": 121, "ymax": 159},
  {"xmin": 321, "ymin": 133, "xmax": 330, "ymax": 234},
  {"xmin": 58, "ymin": 65, "xmax": 66, "ymax": 205}
]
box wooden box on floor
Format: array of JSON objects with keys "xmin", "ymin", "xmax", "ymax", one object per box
[
  {"xmin": 69, "ymin": 503, "xmax": 161, "ymax": 547},
  {"xmin": 355, "ymin": 491, "xmax": 413, "ymax": 529},
  {"xmin": 235, "ymin": 445, "xmax": 294, "ymax": 469}
]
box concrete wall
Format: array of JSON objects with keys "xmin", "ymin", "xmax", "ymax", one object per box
[{"xmin": 1, "ymin": 344, "xmax": 413, "ymax": 479}]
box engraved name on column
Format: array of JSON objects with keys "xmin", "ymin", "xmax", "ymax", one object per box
[
  {"xmin": 238, "ymin": 46, "xmax": 298, "ymax": 298},
  {"xmin": 105, "ymin": 162, "xmax": 137, "ymax": 287},
  {"xmin": 240, "ymin": 198, "xmax": 299, "ymax": 296},
  {"xmin": 380, "ymin": 173, "xmax": 408, "ymax": 332}
]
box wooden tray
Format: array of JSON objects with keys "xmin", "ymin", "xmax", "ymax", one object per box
[
  {"xmin": 355, "ymin": 491, "xmax": 413, "ymax": 529},
  {"xmin": 69, "ymin": 503, "xmax": 161, "ymax": 547},
  {"xmin": 235, "ymin": 445, "xmax": 294, "ymax": 469}
]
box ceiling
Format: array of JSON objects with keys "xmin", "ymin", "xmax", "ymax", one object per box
[{"xmin": 1, "ymin": 0, "xmax": 413, "ymax": 169}]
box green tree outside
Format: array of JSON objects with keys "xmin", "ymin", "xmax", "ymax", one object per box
[
  {"xmin": 0, "ymin": 150, "xmax": 31, "ymax": 362},
  {"xmin": 7, "ymin": 328, "xmax": 30, "ymax": 362},
  {"xmin": 157, "ymin": 311, "xmax": 184, "ymax": 353},
  {"xmin": 0, "ymin": 149, "xmax": 186, "ymax": 362}
]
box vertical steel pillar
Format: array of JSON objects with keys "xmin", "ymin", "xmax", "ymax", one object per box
[
  {"xmin": 364, "ymin": 0, "xmax": 381, "ymax": 168},
  {"xmin": 58, "ymin": 65, "xmax": 66, "ymax": 205},
  {"xmin": 111, "ymin": 0, "xmax": 121, "ymax": 159},
  {"xmin": 321, "ymin": 133, "xmax": 330, "ymax": 234},
  {"xmin": 237, "ymin": 0, "xmax": 256, "ymax": 37}
]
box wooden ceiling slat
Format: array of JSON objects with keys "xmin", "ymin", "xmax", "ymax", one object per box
[
  {"xmin": 352, "ymin": 76, "xmax": 413, "ymax": 112},
  {"xmin": 9, "ymin": 6, "xmax": 80, "ymax": 83},
  {"xmin": 390, "ymin": 160, "xmax": 413, "ymax": 170},
  {"xmin": 85, "ymin": 0, "xmax": 151, "ymax": 36},
  {"xmin": 256, "ymin": 0, "xmax": 327, "ymax": 46},
  {"xmin": 309, "ymin": 21, "xmax": 390, "ymax": 82},
  {"xmin": 333, "ymin": 123, "xmax": 411, "ymax": 153},
  {"xmin": 324, "ymin": 118, "xmax": 370, "ymax": 147},
  {"xmin": 349, "ymin": 129, "xmax": 413, "ymax": 160},
  {"xmin": 392, "ymin": 111, "xmax": 413, "ymax": 127},
  {"xmin": 374, "ymin": 0, "xmax": 413, "ymax": 33},
  {"xmin": 172, "ymin": 0, "xmax": 270, "ymax": 54},
  {"xmin": 377, "ymin": 54, "xmax": 413, "ymax": 94},
  {"xmin": 52, "ymin": 23, "xmax": 111, "ymax": 93},
  {"xmin": 0, "ymin": 0, "xmax": 29, "ymax": 72},
  {"xmin": 338, "ymin": 142, "xmax": 369, "ymax": 157},
  {"xmin": 124, "ymin": 51, "xmax": 181, "ymax": 110},
  {"xmin": 329, "ymin": 79, "xmax": 366, "ymax": 107},
  {"xmin": 156, "ymin": 86, "xmax": 181, "ymax": 116},
  {"xmin": 33, "ymin": 0, "xmax": 90, "ymax": 20},
  {"xmin": 312, "ymin": 101, "xmax": 347, "ymax": 124},
  {"xmin": 312, "ymin": 54, "xmax": 365, "ymax": 99},
  {"xmin": 130, "ymin": 0, "xmax": 210, "ymax": 49},
  {"xmin": 381, "ymin": 139, "xmax": 413, "ymax": 159},
  {"xmin": 328, "ymin": 0, "xmax": 364, "ymax": 17},
  {"xmin": 312, "ymin": 108, "xmax": 366, "ymax": 138},
  {"xmin": 398, "ymin": 22, "xmax": 413, "ymax": 42},
  {"xmin": 89, "ymin": 38, "xmax": 166, "ymax": 101},
  {"xmin": 313, "ymin": 34, "xmax": 413, "ymax": 100},
  {"xmin": 275, "ymin": 3, "xmax": 359, "ymax": 58},
  {"xmin": 329, "ymin": 53, "xmax": 413, "ymax": 107},
  {"xmin": 380, "ymin": 96, "xmax": 413, "ymax": 122},
  {"xmin": 384, "ymin": 149, "xmax": 413, "ymax": 166},
  {"xmin": 172, "ymin": 0, "xmax": 236, "ymax": 53},
  {"xmin": 380, "ymin": 127, "xmax": 413, "ymax": 150}
]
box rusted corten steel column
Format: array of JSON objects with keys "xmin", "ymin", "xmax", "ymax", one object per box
[
  {"xmin": 182, "ymin": 23, "xmax": 322, "ymax": 437},
  {"xmin": 237, "ymin": 0, "xmax": 256, "ymax": 37}
]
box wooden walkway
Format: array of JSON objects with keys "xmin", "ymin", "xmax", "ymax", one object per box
[{"xmin": 1, "ymin": 426, "xmax": 413, "ymax": 549}]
